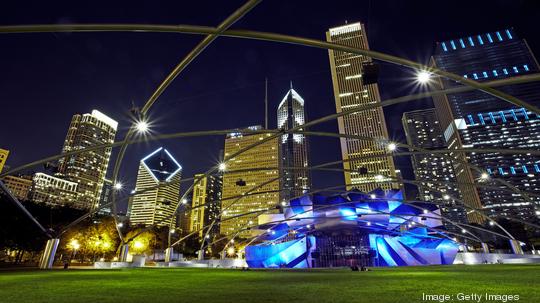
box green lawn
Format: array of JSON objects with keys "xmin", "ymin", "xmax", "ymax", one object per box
[{"xmin": 0, "ymin": 265, "xmax": 539, "ymax": 303}]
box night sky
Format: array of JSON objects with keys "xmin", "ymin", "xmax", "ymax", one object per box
[{"xmin": 1, "ymin": 0, "xmax": 540, "ymax": 210}]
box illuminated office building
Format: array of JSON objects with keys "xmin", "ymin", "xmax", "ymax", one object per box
[
  {"xmin": 190, "ymin": 174, "xmax": 223, "ymax": 239},
  {"xmin": 0, "ymin": 148, "xmax": 9, "ymax": 173},
  {"xmin": 327, "ymin": 22, "xmax": 397, "ymax": 191},
  {"xmin": 277, "ymin": 86, "xmax": 311, "ymax": 203},
  {"xmin": 459, "ymin": 108, "xmax": 540, "ymax": 220},
  {"xmin": 402, "ymin": 109, "xmax": 468, "ymax": 234},
  {"xmin": 97, "ymin": 178, "xmax": 113, "ymax": 215},
  {"xmin": 432, "ymin": 28, "xmax": 540, "ymax": 222},
  {"xmin": 29, "ymin": 172, "xmax": 78, "ymax": 206},
  {"xmin": 57, "ymin": 110, "xmax": 118, "ymax": 210},
  {"xmin": 220, "ymin": 126, "xmax": 280, "ymax": 237},
  {"xmin": 1, "ymin": 175, "xmax": 33, "ymax": 201},
  {"xmin": 129, "ymin": 147, "xmax": 182, "ymax": 227}
]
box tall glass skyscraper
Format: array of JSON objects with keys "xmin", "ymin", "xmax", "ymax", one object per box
[
  {"xmin": 57, "ymin": 110, "xmax": 117, "ymax": 210},
  {"xmin": 277, "ymin": 85, "xmax": 311, "ymax": 203},
  {"xmin": 190, "ymin": 173, "xmax": 223, "ymax": 239},
  {"xmin": 327, "ymin": 22, "xmax": 397, "ymax": 192},
  {"xmin": 402, "ymin": 108, "xmax": 468, "ymax": 234},
  {"xmin": 432, "ymin": 28, "xmax": 540, "ymax": 222},
  {"xmin": 129, "ymin": 147, "xmax": 182, "ymax": 227}
]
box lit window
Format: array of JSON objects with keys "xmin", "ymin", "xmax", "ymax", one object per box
[
  {"xmin": 492, "ymin": 70, "xmax": 498, "ymax": 76},
  {"xmin": 523, "ymin": 64, "xmax": 529, "ymax": 71},
  {"xmin": 483, "ymin": 71, "xmax": 488, "ymax": 78},
  {"xmin": 496, "ymin": 31, "xmax": 503, "ymax": 41},
  {"xmin": 505, "ymin": 29, "xmax": 513, "ymax": 39},
  {"xmin": 477, "ymin": 35, "xmax": 484, "ymax": 45},
  {"xmin": 473, "ymin": 73, "xmax": 478, "ymax": 79},
  {"xmin": 487, "ymin": 33, "xmax": 493, "ymax": 43},
  {"xmin": 513, "ymin": 66, "xmax": 519, "ymax": 73},
  {"xmin": 503, "ymin": 68, "xmax": 508, "ymax": 75},
  {"xmin": 468, "ymin": 37, "xmax": 475, "ymax": 46},
  {"xmin": 459, "ymin": 39, "xmax": 466, "ymax": 48},
  {"xmin": 450, "ymin": 40, "xmax": 457, "ymax": 50},
  {"xmin": 442, "ymin": 42, "xmax": 448, "ymax": 52}
]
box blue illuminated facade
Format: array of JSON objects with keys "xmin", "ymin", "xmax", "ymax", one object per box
[
  {"xmin": 245, "ymin": 190, "xmax": 459, "ymax": 268},
  {"xmin": 459, "ymin": 108, "xmax": 540, "ymax": 220},
  {"xmin": 432, "ymin": 28, "xmax": 540, "ymax": 223}
]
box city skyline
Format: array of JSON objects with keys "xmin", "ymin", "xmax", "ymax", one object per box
[
  {"xmin": 2, "ymin": 1, "xmax": 540, "ymax": 206},
  {"xmin": 1, "ymin": 2, "xmax": 539, "ymax": 300}
]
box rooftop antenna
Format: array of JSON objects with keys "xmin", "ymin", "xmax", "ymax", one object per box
[{"xmin": 264, "ymin": 77, "xmax": 268, "ymax": 130}]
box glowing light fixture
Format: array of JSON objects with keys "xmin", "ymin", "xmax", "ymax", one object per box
[
  {"xmin": 443, "ymin": 194, "xmax": 450, "ymax": 200},
  {"xmin": 135, "ymin": 120, "xmax": 149, "ymax": 133},
  {"xmin": 181, "ymin": 198, "xmax": 188, "ymax": 204},
  {"xmin": 134, "ymin": 241, "xmax": 144, "ymax": 249},
  {"xmin": 480, "ymin": 172, "xmax": 489, "ymax": 180},
  {"xmin": 417, "ymin": 70, "xmax": 431, "ymax": 83},
  {"xmin": 218, "ymin": 162, "xmax": 227, "ymax": 171},
  {"xmin": 370, "ymin": 194, "xmax": 376, "ymax": 199},
  {"xmin": 387, "ymin": 143, "xmax": 397, "ymax": 151},
  {"xmin": 114, "ymin": 182, "xmax": 123, "ymax": 190},
  {"xmin": 374, "ymin": 175, "xmax": 384, "ymax": 181}
]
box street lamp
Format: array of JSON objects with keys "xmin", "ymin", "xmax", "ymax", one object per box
[
  {"xmin": 218, "ymin": 162, "xmax": 227, "ymax": 171},
  {"xmin": 114, "ymin": 182, "xmax": 123, "ymax": 190},
  {"xmin": 416, "ymin": 71, "xmax": 431, "ymax": 84},
  {"xmin": 387, "ymin": 142, "xmax": 397, "ymax": 152},
  {"xmin": 135, "ymin": 120, "xmax": 149, "ymax": 133},
  {"xmin": 480, "ymin": 172, "xmax": 490, "ymax": 180}
]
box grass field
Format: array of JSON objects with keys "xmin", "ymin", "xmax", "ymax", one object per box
[{"xmin": 0, "ymin": 265, "xmax": 539, "ymax": 303}]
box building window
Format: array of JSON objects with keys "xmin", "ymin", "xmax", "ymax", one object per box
[
  {"xmin": 505, "ymin": 29, "xmax": 513, "ymax": 39},
  {"xmin": 477, "ymin": 35, "xmax": 484, "ymax": 45}
]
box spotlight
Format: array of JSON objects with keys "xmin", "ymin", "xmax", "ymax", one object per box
[
  {"xmin": 387, "ymin": 143, "xmax": 397, "ymax": 152},
  {"xmin": 170, "ymin": 229, "xmax": 176, "ymax": 234},
  {"xmin": 370, "ymin": 194, "xmax": 376, "ymax": 199},
  {"xmin": 417, "ymin": 71, "xmax": 431, "ymax": 84},
  {"xmin": 423, "ymin": 209, "xmax": 429, "ymax": 214},
  {"xmin": 181, "ymin": 198, "xmax": 188, "ymax": 204},
  {"xmin": 443, "ymin": 194, "xmax": 450, "ymax": 200},
  {"xmin": 480, "ymin": 172, "xmax": 489, "ymax": 180},
  {"xmin": 218, "ymin": 162, "xmax": 227, "ymax": 171},
  {"xmin": 461, "ymin": 229, "xmax": 467, "ymax": 234},
  {"xmin": 489, "ymin": 221, "xmax": 495, "ymax": 226},
  {"xmin": 114, "ymin": 182, "xmax": 123, "ymax": 190}
]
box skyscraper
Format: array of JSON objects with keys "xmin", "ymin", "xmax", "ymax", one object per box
[
  {"xmin": 402, "ymin": 109, "xmax": 468, "ymax": 234},
  {"xmin": 57, "ymin": 110, "xmax": 118, "ymax": 210},
  {"xmin": 190, "ymin": 174, "xmax": 223, "ymax": 239},
  {"xmin": 459, "ymin": 108, "xmax": 540, "ymax": 221},
  {"xmin": 129, "ymin": 147, "xmax": 182, "ymax": 227},
  {"xmin": 277, "ymin": 85, "xmax": 311, "ymax": 203},
  {"xmin": 0, "ymin": 148, "xmax": 9, "ymax": 173},
  {"xmin": 327, "ymin": 22, "xmax": 397, "ymax": 192},
  {"xmin": 432, "ymin": 28, "xmax": 540, "ymax": 222},
  {"xmin": 220, "ymin": 126, "xmax": 280, "ymax": 237}
]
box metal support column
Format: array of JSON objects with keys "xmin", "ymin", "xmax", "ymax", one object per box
[
  {"xmin": 119, "ymin": 244, "xmax": 130, "ymax": 262},
  {"xmin": 509, "ymin": 239, "xmax": 524, "ymax": 255},
  {"xmin": 39, "ymin": 238, "xmax": 59, "ymax": 269},
  {"xmin": 164, "ymin": 247, "xmax": 174, "ymax": 263}
]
